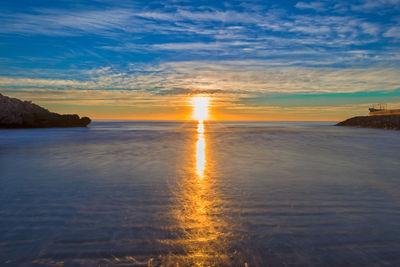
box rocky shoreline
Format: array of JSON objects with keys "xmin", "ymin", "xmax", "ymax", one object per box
[
  {"xmin": 336, "ymin": 115, "xmax": 400, "ymax": 130},
  {"xmin": 0, "ymin": 93, "xmax": 91, "ymax": 128}
]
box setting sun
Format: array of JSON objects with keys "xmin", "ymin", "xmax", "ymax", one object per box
[{"xmin": 191, "ymin": 96, "xmax": 210, "ymax": 122}]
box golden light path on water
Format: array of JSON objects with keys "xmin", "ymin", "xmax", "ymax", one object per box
[
  {"xmin": 193, "ymin": 96, "xmax": 208, "ymax": 179},
  {"xmin": 162, "ymin": 96, "xmax": 235, "ymax": 266},
  {"xmin": 196, "ymin": 121, "xmax": 206, "ymax": 178}
]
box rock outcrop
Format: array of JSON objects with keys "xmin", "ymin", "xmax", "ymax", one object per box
[
  {"xmin": 336, "ymin": 115, "xmax": 400, "ymax": 130},
  {"xmin": 0, "ymin": 93, "xmax": 91, "ymax": 128}
]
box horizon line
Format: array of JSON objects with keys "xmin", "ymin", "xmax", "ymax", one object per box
[{"xmin": 90, "ymin": 118, "xmax": 341, "ymax": 122}]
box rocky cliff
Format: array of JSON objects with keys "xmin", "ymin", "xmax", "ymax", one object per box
[
  {"xmin": 336, "ymin": 115, "xmax": 400, "ymax": 130},
  {"xmin": 0, "ymin": 93, "xmax": 91, "ymax": 128}
]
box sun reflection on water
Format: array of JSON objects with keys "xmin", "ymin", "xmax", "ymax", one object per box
[
  {"xmin": 162, "ymin": 98, "xmax": 236, "ymax": 266},
  {"xmin": 196, "ymin": 121, "xmax": 206, "ymax": 178},
  {"xmin": 169, "ymin": 121, "xmax": 230, "ymax": 266}
]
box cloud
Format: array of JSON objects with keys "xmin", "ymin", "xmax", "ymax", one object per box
[
  {"xmin": 0, "ymin": 1, "xmax": 394, "ymax": 75},
  {"xmin": 0, "ymin": 8, "xmax": 138, "ymax": 36},
  {"xmin": 0, "ymin": 88, "xmax": 187, "ymax": 107},
  {"xmin": 295, "ymin": 2, "xmax": 327, "ymax": 12},
  {"xmin": 152, "ymin": 41, "xmax": 252, "ymax": 51},
  {"xmin": 2, "ymin": 62, "xmax": 400, "ymax": 97},
  {"xmin": 0, "ymin": 77, "xmax": 96, "ymax": 89},
  {"xmin": 384, "ymin": 26, "xmax": 400, "ymax": 38},
  {"xmin": 2, "ymin": 60, "xmax": 400, "ymax": 120},
  {"xmin": 360, "ymin": 22, "xmax": 380, "ymax": 36},
  {"xmin": 0, "ymin": 8, "xmax": 266, "ymax": 37},
  {"xmin": 351, "ymin": 0, "xmax": 400, "ymax": 12},
  {"xmin": 0, "ymin": 4, "xmax": 385, "ymax": 47}
]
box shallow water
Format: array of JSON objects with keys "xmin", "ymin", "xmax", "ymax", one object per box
[{"xmin": 1, "ymin": 121, "xmax": 400, "ymax": 266}]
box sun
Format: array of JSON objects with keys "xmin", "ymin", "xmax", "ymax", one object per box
[{"xmin": 191, "ymin": 96, "xmax": 210, "ymax": 122}]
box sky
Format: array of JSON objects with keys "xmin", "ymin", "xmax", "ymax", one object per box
[{"xmin": 0, "ymin": 0, "xmax": 400, "ymax": 121}]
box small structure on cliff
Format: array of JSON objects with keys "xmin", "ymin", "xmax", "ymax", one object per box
[
  {"xmin": 337, "ymin": 104, "xmax": 400, "ymax": 130},
  {"xmin": 0, "ymin": 93, "xmax": 91, "ymax": 128},
  {"xmin": 369, "ymin": 104, "xmax": 400, "ymax": 116}
]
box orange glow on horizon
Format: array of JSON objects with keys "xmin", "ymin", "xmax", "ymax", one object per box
[{"xmin": 73, "ymin": 94, "xmax": 348, "ymax": 122}]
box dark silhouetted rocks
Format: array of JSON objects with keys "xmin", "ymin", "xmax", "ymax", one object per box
[
  {"xmin": 336, "ymin": 115, "xmax": 400, "ymax": 130},
  {"xmin": 0, "ymin": 93, "xmax": 91, "ymax": 128}
]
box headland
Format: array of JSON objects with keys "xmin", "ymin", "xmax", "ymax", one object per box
[
  {"xmin": 336, "ymin": 115, "xmax": 400, "ymax": 130},
  {"xmin": 0, "ymin": 93, "xmax": 91, "ymax": 128}
]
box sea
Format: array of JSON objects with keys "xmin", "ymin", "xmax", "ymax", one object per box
[{"xmin": 1, "ymin": 121, "xmax": 400, "ymax": 266}]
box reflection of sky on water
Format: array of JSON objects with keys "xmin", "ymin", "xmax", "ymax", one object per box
[{"xmin": 1, "ymin": 121, "xmax": 400, "ymax": 266}]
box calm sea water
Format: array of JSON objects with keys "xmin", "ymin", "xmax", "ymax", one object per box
[{"xmin": 1, "ymin": 121, "xmax": 400, "ymax": 266}]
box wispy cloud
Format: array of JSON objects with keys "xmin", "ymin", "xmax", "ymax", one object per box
[
  {"xmin": 351, "ymin": 0, "xmax": 400, "ymax": 12},
  {"xmin": 295, "ymin": 2, "xmax": 327, "ymax": 12},
  {"xmin": 0, "ymin": 8, "xmax": 139, "ymax": 36},
  {"xmin": 384, "ymin": 25, "xmax": 400, "ymax": 38},
  {"xmin": 2, "ymin": 62, "xmax": 400, "ymax": 96},
  {"xmin": 0, "ymin": 4, "xmax": 389, "ymax": 51}
]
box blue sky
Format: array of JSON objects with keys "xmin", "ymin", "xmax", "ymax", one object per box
[{"xmin": 0, "ymin": 0, "xmax": 400, "ymax": 120}]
